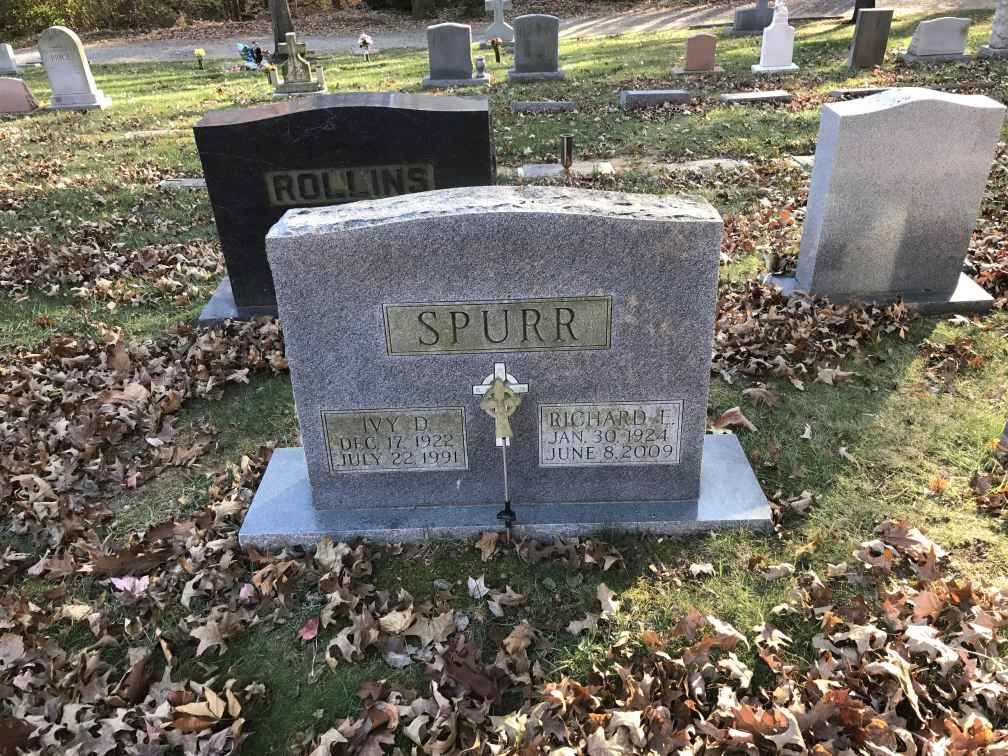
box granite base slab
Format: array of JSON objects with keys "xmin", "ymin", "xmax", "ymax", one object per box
[
  {"xmin": 768, "ymin": 272, "xmax": 993, "ymax": 314},
  {"xmin": 720, "ymin": 90, "xmax": 791, "ymax": 104},
  {"xmin": 751, "ymin": 63, "xmax": 800, "ymax": 73},
  {"xmin": 511, "ymin": 100, "xmax": 576, "ymax": 113},
  {"xmin": 422, "ymin": 74, "xmax": 491, "ymax": 88},
  {"xmin": 48, "ymin": 93, "xmax": 111, "ymax": 111},
  {"xmin": 672, "ymin": 66, "xmax": 724, "ymax": 75},
  {"xmin": 979, "ymin": 45, "xmax": 1008, "ymax": 59},
  {"xmin": 619, "ymin": 89, "xmax": 691, "ymax": 109},
  {"xmin": 897, "ymin": 52, "xmax": 972, "ymax": 65},
  {"xmin": 197, "ymin": 277, "xmax": 278, "ymax": 326},
  {"xmin": 238, "ymin": 435, "xmax": 771, "ymax": 549},
  {"xmin": 507, "ymin": 69, "xmax": 565, "ymax": 82}
]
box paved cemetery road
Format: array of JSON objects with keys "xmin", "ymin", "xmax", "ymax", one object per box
[{"xmin": 11, "ymin": 0, "xmax": 992, "ymax": 64}]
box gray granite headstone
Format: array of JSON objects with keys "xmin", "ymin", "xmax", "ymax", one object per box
[
  {"xmin": 770, "ymin": 88, "xmax": 1004, "ymax": 313},
  {"xmin": 423, "ymin": 23, "xmax": 490, "ymax": 88},
  {"xmin": 508, "ymin": 15, "xmax": 564, "ymax": 82},
  {"xmin": 0, "ymin": 77, "xmax": 37, "ymax": 113},
  {"xmin": 239, "ymin": 186, "xmax": 769, "ymax": 546},
  {"xmin": 847, "ymin": 9, "xmax": 893, "ymax": 68},
  {"xmin": 898, "ymin": 17, "xmax": 972, "ymax": 64},
  {"xmin": 0, "ymin": 44, "xmax": 18, "ymax": 76},
  {"xmin": 732, "ymin": 0, "xmax": 773, "ymax": 34},
  {"xmin": 511, "ymin": 99, "xmax": 576, "ymax": 113}
]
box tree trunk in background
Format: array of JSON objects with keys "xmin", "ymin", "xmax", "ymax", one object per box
[{"xmin": 270, "ymin": 0, "xmax": 295, "ymax": 62}]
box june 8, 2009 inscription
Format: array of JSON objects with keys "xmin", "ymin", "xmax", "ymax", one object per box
[
  {"xmin": 322, "ymin": 407, "xmax": 468, "ymax": 473},
  {"xmin": 539, "ymin": 401, "xmax": 683, "ymax": 467}
]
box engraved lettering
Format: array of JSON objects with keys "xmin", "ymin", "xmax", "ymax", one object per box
[
  {"xmin": 265, "ymin": 163, "xmax": 435, "ymax": 207},
  {"xmin": 539, "ymin": 402, "xmax": 683, "ymax": 467},
  {"xmin": 384, "ymin": 297, "xmax": 611, "ymax": 355},
  {"xmin": 417, "ymin": 311, "xmax": 439, "ymax": 346}
]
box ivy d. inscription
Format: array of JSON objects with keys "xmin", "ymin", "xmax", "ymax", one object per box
[
  {"xmin": 322, "ymin": 407, "xmax": 468, "ymax": 473},
  {"xmin": 265, "ymin": 163, "xmax": 435, "ymax": 207},
  {"xmin": 539, "ymin": 401, "xmax": 683, "ymax": 467},
  {"xmin": 384, "ymin": 296, "xmax": 612, "ymax": 355}
]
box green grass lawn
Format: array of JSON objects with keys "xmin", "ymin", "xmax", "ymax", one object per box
[{"xmin": 2, "ymin": 8, "xmax": 1008, "ymax": 754}]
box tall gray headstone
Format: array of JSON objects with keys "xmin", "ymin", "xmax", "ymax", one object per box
[
  {"xmin": 732, "ymin": 0, "xmax": 773, "ymax": 34},
  {"xmin": 979, "ymin": 0, "xmax": 1008, "ymax": 58},
  {"xmin": 770, "ymin": 88, "xmax": 1004, "ymax": 313},
  {"xmin": 508, "ymin": 15, "xmax": 564, "ymax": 82},
  {"xmin": 238, "ymin": 186, "xmax": 769, "ymax": 546},
  {"xmin": 0, "ymin": 44, "xmax": 18, "ymax": 76},
  {"xmin": 898, "ymin": 17, "xmax": 972, "ymax": 63},
  {"xmin": 38, "ymin": 26, "xmax": 111, "ymax": 110},
  {"xmin": 422, "ymin": 23, "xmax": 490, "ymax": 88},
  {"xmin": 847, "ymin": 9, "xmax": 893, "ymax": 68}
]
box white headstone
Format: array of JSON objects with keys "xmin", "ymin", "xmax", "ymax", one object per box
[
  {"xmin": 0, "ymin": 44, "xmax": 18, "ymax": 76},
  {"xmin": 38, "ymin": 26, "xmax": 111, "ymax": 110},
  {"xmin": 900, "ymin": 17, "xmax": 972, "ymax": 62},
  {"xmin": 769, "ymin": 88, "xmax": 1005, "ymax": 313},
  {"xmin": 0, "ymin": 77, "xmax": 37, "ymax": 114},
  {"xmin": 752, "ymin": 0, "xmax": 799, "ymax": 72},
  {"xmin": 483, "ymin": 0, "xmax": 514, "ymax": 44}
]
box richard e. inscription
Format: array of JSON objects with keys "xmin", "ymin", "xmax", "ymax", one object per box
[
  {"xmin": 384, "ymin": 296, "xmax": 612, "ymax": 355},
  {"xmin": 539, "ymin": 401, "xmax": 683, "ymax": 467},
  {"xmin": 266, "ymin": 164, "xmax": 435, "ymax": 207},
  {"xmin": 322, "ymin": 407, "xmax": 467, "ymax": 473}
]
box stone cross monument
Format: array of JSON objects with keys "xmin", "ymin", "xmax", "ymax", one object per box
[{"xmin": 484, "ymin": 0, "xmax": 514, "ymax": 44}]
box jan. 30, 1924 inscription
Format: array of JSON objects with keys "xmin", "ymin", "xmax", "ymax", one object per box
[
  {"xmin": 539, "ymin": 401, "xmax": 683, "ymax": 467},
  {"xmin": 322, "ymin": 407, "xmax": 468, "ymax": 473},
  {"xmin": 265, "ymin": 164, "xmax": 435, "ymax": 208},
  {"xmin": 384, "ymin": 296, "xmax": 612, "ymax": 355}
]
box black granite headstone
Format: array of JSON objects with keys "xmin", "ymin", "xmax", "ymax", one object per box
[
  {"xmin": 193, "ymin": 93, "xmax": 496, "ymax": 324},
  {"xmin": 849, "ymin": 0, "xmax": 875, "ymax": 25}
]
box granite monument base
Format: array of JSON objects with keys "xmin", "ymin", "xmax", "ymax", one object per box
[
  {"xmin": 238, "ymin": 435, "xmax": 772, "ymax": 548},
  {"xmin": 897, "ymin": 52, "xmax": 972, "ymax": 64},
  {"xmin": 672, "ymin": 66, "xmax": 724, "ymax": 75},
  {"xmin": 768, "ymin": 272, "xmax": 994, "ymax": 314},
  {"xmin": 197, "ymin": 277, "xmax": 278, "ymax": 326},
  {"xmin": 422, "ymin": 73, "xmax": 491, "ymax": 88},
  {"xmin": 507, "ymin": 69, "xmax": 565, "ymax": 82},
  {"xmin": 619, "ymin": 89, "xmax": 691, "ymax": 109},
  {"xmin": 49, "ymin": 91, "xmax": 111, "ymax": 110},
  {"xmin": 720, "ymin": 90, "xmax": 791, "ymax": 104},
  {"xmin": 751, "ymin": 62, "xmax": 800, "ymax": 73},
  {"xmin": 978, "ymin": 45, "xmax": 1008, "ymax": 58}
]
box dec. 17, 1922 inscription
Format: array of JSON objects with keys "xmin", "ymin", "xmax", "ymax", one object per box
[
  {"xmin": 384, "ymin": 297, "xmax": 612, "ymax": 355},
  {"xmin": 322, "ymin": 407, "xmax": 468, "ymax": 473},
  {"xmin": 539, "ymin": 401, "xmax": 683, "ymax": 467}
]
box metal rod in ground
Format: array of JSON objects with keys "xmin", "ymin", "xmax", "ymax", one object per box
[{"xmin": 561, "ymin": 135, "xmax": 574, "ymax": 170}]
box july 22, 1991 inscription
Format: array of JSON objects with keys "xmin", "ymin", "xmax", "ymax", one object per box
[
  {"xmin": 539, "ymin": 401, "xmax": 683, "ymax": 467},
  {"xmin": 265, "ymin": 163, "xmax": 435, "ymax": 207},
  {"xmin": 322, "ymin": 407, "xmax": 468, "ymax": 473},
  {"xmin": 383, "ymin": 296, "xmax": 612, "ymax": 355}
]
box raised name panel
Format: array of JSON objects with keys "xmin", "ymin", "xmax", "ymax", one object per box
[
  {"xmin": 383, "ymin": 296, "xmax": 612, "ymax": 355},
  {"xmin": 538, "ymin": 401, "xmax": 683, "ymax": 467},
  {"xmin": 322, "ymin": 407, "xmax": 468, "ymax": 473}
]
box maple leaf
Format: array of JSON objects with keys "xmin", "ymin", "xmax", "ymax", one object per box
[
  {"xmin": 904, "ymin": 624, "xmax": 958, "ymax": 675},
  {"xmin": 741, "ymin": 385, "xmax": 781, "ymax": 408},
  {"xmin": 502, "ymin": 622, "xmax": 535, "ymax": 655},
  {"xmin": 378, "ymin": 607, "xmax": 415, "ymax": 635},
  {"xmin": 816, "ymin": 366, "xmax": 856, "ymax": 385},
  {"xmin": 712, "ymin": 406, "xmax": 757, "ymax": 432}
]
